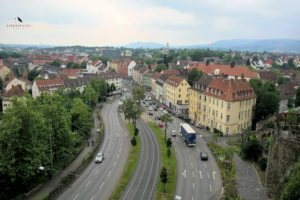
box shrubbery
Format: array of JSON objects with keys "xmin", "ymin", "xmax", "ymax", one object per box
[
  {"xmin": 59, "ymin": 172, "xmax": 75, "ymax": 185},
  {"xmin": 258, "ymin": 157, "xmax": 267, "ymax": 171},
  {"xmin": 39, "ymin": 193, "xmax": 49, "ymax": 200},
  {"xmin": 241, "ymin": 139, "xmax": 263, "ymax": 161}
]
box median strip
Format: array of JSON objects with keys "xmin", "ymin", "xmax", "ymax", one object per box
[
  {"xmin": 109, "ymin": 123, "xmax": 140, "ymax": 200},
  {"xmin": 148, "ymin": 122, "xmax": 177, "ymax": 200}
]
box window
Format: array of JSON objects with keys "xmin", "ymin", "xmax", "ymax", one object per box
[
  {"xmin": 203, "ymin": 106, "xmax": 206, "ymax": 112},
  {"xmin": 244, "ymin": 123, "xmax": 246, "ymax": 129},
  {"xmin": 208, "ymin": 118, "xmax": 210, "ymax": 124},
  {"xmin": 179, "ymin": 89, "xmax": 181, "ymax": 92},
  {"xmin": 199, "ymin": 104, "xmax": 201, "ymax": 110},
  {"xmin": 239, "ymin": 112, "xmax": 241, "ymax": 119},
  {"xmin": 209, "ymin": 97, "xmax": 211, "ymax": 103},
  {"xmin": 240, "ymin": 101, "xmax": 241, "ymax": 108},
  {"xmin": 215, "ymin": 122, "xmax": 217, "ymax": 128},
  {"xmin": 221, "ymin": 101, "xmax": 223, "ymax": 108},
  {"xmin": 253, "ymin": 99, "xmax": 256, "ymax": 105},
  {"xmin": 199, "ymin": 94, "xmax": 201, "ymax": 99},
  {"xmin": 203, "ymin": 116, "xmax": 206, "ymax": 122},
  {"xmin": 252, "ymin": 90, "xmax": 254, "ymax": 95},
  {"xmin": 212, "ymin": 109, "xmax": 214, "ymax": 115},
  {"xmin": 246, "ymin": 100, "xmax": 247, "ymax": 106},
  {"xmin": 245, "ymin": 111, "xmax": 247, "ymax": 118},
  {"xmin": 216, "ymin": 111, "xmax": 218, "ymax": 117},
  {"xmin": 185, "ymin": 100, "xmax": 189, "ymax": 104},
  {"xmin": 213, "ymin": 98, "xmax": 215, "ymax": 104},
  {"xmin": 248, "ymin": 110, "xmax": 250, "ymax": 117},
  {"xmin": 207, "ymin": 88, "xmax": 209, "ymax": 92},
  {"xmin": 217, "ymin": 99, "xmax": 218, "ymax": 106},
  {"xmin": 182, "ymin": 83, "xmax": 183, "ymax": 86},
  {"xmin": 185, "ymin": 83, "xmax": 187, "ymax": 86},
  {"xmin": 227, "ymin": 115, "xmax": 230, "ymax": 122},
  {"xmin": 4, "ymin": 104, "xmax": 7, "ymax": 107},
  {"xmin": 220, "ymin": 125, "xmax": 222, "ymax": 132},
  {"xmin": 226, "ymin": 127, "xmax": 229, "ymax": 135},
  {"xmin": 211, "ymin": 89, "xmax": 213, "ymax": 93},
  {"xmin": 227, "ymin": 103, "xmax": 231, "ymax": 110},
  {"xmin": 204, "ymin": 96, "xmax": 207, "ymax": 102},
  {"xmin": 199, "ymin": 116, "xmax": 200, "ymax": 121},
  {"xmin": 218, "ymin": 91, "xmax": 221, "ymax": 96},
  {"xmin": 235, "ymin": 93, "xmax": 238, "ymax": 98},
  {"xmin": 214, "ymin": 90, "xmax": 217, "ymax": 95},
  {"xmin": 247, "ymin": 122, "xmax": 249, "ymax": 128},
  {"xmin": 221, "ymin": 113, "xmax": 223, "ymax": 119},
  {"xmin": 238, "ymin": 125, "xmax": 240, "ymax": 131},
  {"xmin": 241, "ymin": 111, "xmax": 243, "ymax": 119},
  {"xmin": 202, "ymin": 86, "xmax": 203, "ymax": 90},
  {"xmin": 179, "ymin": 94, "xmax": 181, "ymax": 98}
]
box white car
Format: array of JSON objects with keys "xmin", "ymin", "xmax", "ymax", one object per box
[
  {"xmin": 160, "ymin": 108, "xmax": 164, "ymax": 111},
  {"xmin": 95, "ymin": 153, "xmax": 104, "ymax": 163},
  {"xmin": 171, "ymin": 130, "xmax": 176, "ymax": 137},
  {"xmin": 149, "ymin": 107, "xmax": 153, "ymax": 111}
]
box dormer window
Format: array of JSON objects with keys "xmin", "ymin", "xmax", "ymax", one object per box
[
  {"xmin": 218, "ymin": 91, "xmax": 221, "ymax": 96},
  {"xmin": 235, "ymin": 93, "xmax": 238, "ymax": 98},
  {"xmin": 195, "ymin": 84, "xmax": 197, "ymax": 88},
  {"xmin": 248, "ymin": 92, "xmax": 250, "ymax": 96},
  {"xmin": 202, "ymin": 86, "xmax": 204, "ymax": 90},
  {"xmin": 207, "ymin": 88, "xmax": 209, "ymax": 92},
  {"xmin": 242, "ymin": 92, "xmax": 244, "ymax": 97},
  {"xmin": 214, "ymin": 90, "xmax": 217, "ymax": 95},
  {"xmin": 211, "ymin": 89, "xmax": 213, "ymax": 94},
  {"xmin": 252, "ymin": 90, "xmax": 254, "ymax": 95}
]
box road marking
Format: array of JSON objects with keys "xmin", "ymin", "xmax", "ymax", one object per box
[
  {"xmin": 182, "ymin": 170, "xmax": 186, "ymax": 178},
  {"xmin": 125, "ymin": 132, "xmax": 127, "ymax": 136},
  {"xmin": 193, "ymin": 182, "xmax": 194, "ymax": 189},
  {"xmin": 213, "ymin": 171, "xmax": 216, "ymax": 180},
  {"xmin": 197, "ymin": 148, "xmax": 200, "ymax": 152},
  {"xmin": 193, "ymin": 172, "xmax": 194, "ymax": 178},
  {"xmin": 107, "ymin": 171, "xmax": 111, "ymax": 177},
  {"xmin": 204, "ymin": 163, "xmax": 207, "ymax": 168},
  {"xmin": 199, "ymin": 170, "xmax": 202, "ymax": 179},
  {"xmin": 117, "ymin": 154, "xmax": 119, "ymax": 158},
  {"xmin": 192, "ymin": 197, "xmax": 193, "ymax": 200},
  {"xmin": 177, "ymin": 156, "xmax": 178, "ymax": 160},
  {"xmin": 121, "ymin": 143, "xmax": 122, "ymax": 146},
  {"xmin": 99, "ymin": 182, "xmax": 104, "ymax": 189},
  {"xmin": 119, "ymin": 148, "xmax": 121, "ymax": 151},
  {"xmin": 187, "ymin": 148, "xmax": 189, "ymax": 152},
  {"xmin": 207, "ymin": 172, "xmax": 210, "ymax": 179},
  {"xmin": 85, "ymin": 180, "xmax": 91, "ymax": 187},
  {"xmin": 175, "ymin": 149, "xmax": 177, "ymax": 152},
  {"xmin": 189, "ymin": 155, "xmax": 191, "ymax": 159},
  {"xmin": 73, "ymin": 193, "xmax": 80, "ymax": 200},
  {"xmin": 90, "ymin": 196, "xmax": 94, "ymax": 200},
  {"xmin": 113, "ymin": 162, "xmax": 116, "ymax": 167},
  {"xmin": 108, "ymin": 135, "xmax": 110, "ymax": 139},
  {"xmin": 176, "ymin": 138, "xmax": 179, "ymax": 142},
  {"xmin": 210, "ymin": 184, "xmax": 212, "ymax": 192},
  {"xmin": 95, "ymin": 170, "xmax": 99, "ymax": 175},
  {"xmin": 109, "ymin": 147, "xmax": 111, "ymax": 151},
  {"xmin": 191, "ymin": 162, "xmax": 193, "ymax": 168}
]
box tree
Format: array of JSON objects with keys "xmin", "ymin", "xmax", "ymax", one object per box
[
  {"xmin": 191, "ymin": 50, "xmax": 204, "ymax": 61},
  {"xmin": 282, "ymin": 173, "xmax": 300, "ymax": 200},
  {"xmin": 153, "ymin": 51, "xmax": 163, "ymax": 58},
  {"xmin": 122, "ymin": 97, "xmax": 135, "ymax": 123},
  {"xmin": 131, "ymin": 137, "xmax": 137, "ymax": 151},
  {"xmin": 99, "ymin": 56, "xmax": 110, "ymax": 65},
  {"xmin": 132, "ymin": 86, "xmax": 146, "ymax": 104},
  {"xmin": 296, "ymin": 87, "xmax": 300, "ymax": 107},
  {"xmin": 134, "ymin": 128, "xmax": 139, "ymax": 137},
  {"xmin": 148, "ymin": 64, "xmax": 151, "ymax": 71},
  {"xmin": 28, "ymin": 69, "xmax": 40, "ymax": 82},
  {"xmin": 241, "ymin": 139, "xmax": 263, "ymax": 161},
  {"xmin": 34, "ymin": 76, "xmax": 43, "ymax": 80},
  {"xmin": 287, "ymin": 108, "xmax": 297, "ymax": 123},
  {"xmin": 80, "ymin": 61, "xmax": 87, "ymax": 69},
  {"xmin": 160, "ymin": 167, "xmax": 168, "ymax": 194},
  {"xmin": 66, "ymin": 61, "xmax": 74, "ymax": 69},
  {"xmin": 166, "ymin": 138, "xmax": 172, "ymax": 148},
  {"xmin": 232, "ymin": 54, "xmax": 243, "ymax": 61},
  {"xmin": 288, "ymin": 58, "xmax": 295, "ymax": 69},
  {"xmin": 222, "ymin": 55, "xmax": 232, "ymax": 62},
  {"xmin": 288, "ymin": 98, "xmax": 295, "ymax": 108},
  {"xmin": 90, "ymin": 55, "xmax": 98, "ymax": 61},
  {"xmin": 49, "ymin": 59, "xmax": 60, "ymax": 67},
  {"xmin": 292, "ymin": 72, "xmax": 297, "ymax": 78},
  {"xmin": 15, "ymin": 68, "xmax": 19, "ymax": 77},
  {"xmin": 187, "ymin": 68, "xmax": 203, "ymax": 86},
  {"xmin": 163, "ymin": 54, "xmax": 168, "ymax": 68},
  {"xmin": 82, "ymin": 86, "xmax": 98, "ymax": 107},
  {"xmin": 0, "ymin": 78, "xmax": 3, "ymax": 89},
  {"xmin": 154, "ymin": 64, "xmax": 168, "ymax": 73},
  {"xmin": 167, "ymin": 148, "xmax": 171, "ymax": 165},
  {"xmin": 223, "ymin": 146, "xmax": 235, "ymax": 160},
  {"xmin": 107, "ymin": 83, "xmax": 111, "ymax": 94},
  {"xmin": 111, "ymin": 83, "xmax": 116, "ymax": 92},
  {"xmin": 246, "ymin": 58, "xmax": 251, "ymax": 66},
  {"xmin": 4, "ymin": 77, "xmax": 8, "ymax": 81},
  {"xmin": 282, "ymin": 63, "xmax": 289, "ymax": 69},
  {"xmin": 252, "ymin": 55, "xmax": 258, "ymax": 62},
  {"xmin": 161, "ymin": 113, "xmax": 173, "ymax": 142},
  {"xmin": 71, "ymin": 63, "xmax": 80, "ymax": 69}
]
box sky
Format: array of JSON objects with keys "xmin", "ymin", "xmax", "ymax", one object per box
[{"xmin": 0, "ymin": 0, "xmax": 299, "ymax": 47}]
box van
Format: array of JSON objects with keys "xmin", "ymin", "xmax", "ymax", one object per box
[{"xmin": 149, "ymin": 97, "xmax": 152, "ymax": 101}]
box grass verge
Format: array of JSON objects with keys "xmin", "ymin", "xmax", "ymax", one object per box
[
  {"xmin": 109, "ymin": 123, "xmax": 140, "ymax": 200},
  {"xmin": 148, "ymin": 122, "xmax": 177, "ymax": 200}
]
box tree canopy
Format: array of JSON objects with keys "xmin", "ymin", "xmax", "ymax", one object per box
[
  {"xmin": 154, "ymin": 64, "xmax": 168, "ymax": 73},
  {"xmin": 187, "ymin": 68, "xmax": 203, "ymax": 86},
  {"xmin": 28, "ymin": 69, "xmax": 40, "ymax": 82}
]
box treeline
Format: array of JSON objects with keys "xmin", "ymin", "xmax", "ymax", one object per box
[
  {"xmin": 0, "ymin": 51, "xmax": 23, "ymax": 59},
  {"xmin": 0, "ymin": 77, "xmax": 109, "ymax": 199}
]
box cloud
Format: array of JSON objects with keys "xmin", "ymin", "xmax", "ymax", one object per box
[{"xmin": 0, "ymin": 0, "xmax": 299, "ymax": 46}]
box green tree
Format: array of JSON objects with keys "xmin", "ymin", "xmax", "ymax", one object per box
[
  {"xmin": 111, "ymin": 83, "xmax": 116, "ymax": 92},
  {"xmin": 287, "ymin": 108, "xmax": 297, "ymax": 123},
  {"xmin": 153, "ymin": 51, "xmax": 163, "ymax": 58},
  {"xmin": 28, "ymin": 69, "xmax": 40, "ymax": 82},
  {"xmin": 0, "ymin": 78, "xmax": 3, "ymax": 89},
  {"xmin": 253, "ymin": 55, "xmax": 258, "ymax": 62},
  {"xmin": 232, "ymin": 54, "xmax": 243, "ymax": 61},
  {"xmin": 246, "ymin": 58, "xmax": 251, "ymax": 66},
  {"xmin": 71, "ymin": 63, "xmax": 80, "ymax": 69},
  {"xmin": 15, "ymin": 68, "xmax": 19, "ymax": 77},
  {"xmin": 160, "ymin": 167, "xmax": 168, "ymax": 194},
  {"xmin": 295, "ymin": 87, "xmax": 300, "ymax": 107},
  {"xmin": 66, "ymin": 61, "xmax": 74, "ymax": 69},
  {"xmin": 166, "ymin": 138, "xmax": 172, "ymax": 148},
  {"xmin": 167, "ymin": 148, "xmax": 171, "ymax": 165},
  {"xmin": 134, "ymin": 128, "xmax": 139, "ymax": 137},
  {"xmin": 99, "ymin": 79, "xmax": 108, "ymax": 100},
  {"xmin": 90, "ymin": 55, "xmax": 98, "ymax": 61},
  {"xmin": 222, "ymin": 55, "xmax": 232, "ymax": 62},
  {"xmin": 131, "ymin": 137, "xmax": 137, "ymax": 151},
  {"xmin": 163, "ymin": 54, "xmax": 168, "ymax": 68},
  {"xmin": 161, "ymin": 113, "xmax": 173, "ymax": 142},
  {"xmin": 191, "ymin": 49, "xmax": 204, "ymax": 61},
  {"xmin": 223, "ymin": 146, "xmax": 235, "ymax": 160},
  {"xmin": 187, "ymin": 68, "xmax": 203, "ymax": 86},
  {"xmin": 82, "ymin": 86, "xmax": 98, "ymax": 107},
  {"xmin": 34, "ymin": 76, "xmax": 43, "ymax": 80},
  {"xmin": 107, "ymin": 83, "xmax": 111, "ymax": 94},
  {"xmin": 288, "ymin": 98, "xmax": 295, "ymax": 108},
  {"xmin": 154, "ymin": 64, "xmax": 168, "ymax": 73},
  {"xmin": 99, "ymin": 56, "xmax": 110, "ymax": 65},
  {"xmin": 288, "ymin": 58, "xmax": 295, "ymax": 69},
  {"xmin": 49, "ymin": 59, "xmax": 60, "ymax": 67},
  {"xmin": 122, "ymin": 97, "xmax": 135, "ymax": 123},
  {"xmin": 241, "ymin": 139, "xmax": 263, "ymax": 161},
  {"xmin": 282, "ymin": 173, "xmax": 300, "ymax": 200},
  {"xmin": 80, "ymin": 61, "xmax": 87, "ymax": 69},
  {"xmin": 132, "ymin": 86, "xmax": 146, "ymax": 104}
]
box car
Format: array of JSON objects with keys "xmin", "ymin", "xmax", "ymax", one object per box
[
  {"xmin": 95, "ymin": 153, "xmax": 104, "ymax": 163},
  {"xmin": 184, "ymin": 117, "xmax": 191, "ymax": 123},
  {"xmin": 160, "ymin": 108, "xmax": 164, "ymax": 111},
  {"xmin": 162, "ymin": 105, "xmax": 166, "ymax": 109},
  {"xmin": 149, "ymin": 102, "xmax": 152, "ymax": 105},
  {"xmin": 162, "ymin": 110, "xmax": 168, "ymax": 114},
  {"xmin": 149, "ymin": 107, "xmax": 153, "ymax": 111},
  {"xmin": 194, "ymin": 123, "xmax": 200, "ymax": 128},
  {"xmin": 143, "ymin": 101, "xmax": 145, "ymax": 104},
  {"xmin": 149, "ymin": 97, "xmax": 152, "ymax": 100},
  {"xmin": 200, "ymin": 152, "xmax": 208, "ymax": 160},
  {"xmin": 145, "ymin": 99, "xmax": 148, "ymax": 101},
  {"xmin": 178, "ymin": 115, "xmax": 184, "ymax": 119},
  {"xmin": 170, "ymin": 130, "xmax": 176, "ymax": 137},
  {"xmin": 158, "ymin": 122, "xmax": 163, "ymax": 127},
  {"xmin": 120, "ymin": 98, "xmax": 122, "ymax": 101},
  {"xmin": 146, "ymin": 103, "xmax": 149, "ymax": 107},
  {"xmin": 157, "ymin": 115, "xmax": 161, "ymax": 120},
  {"xmin": 154, "ymin": 108, "xmax": 158, "ymax": 111},
  {"xmin": 152, "ymin": 102, "xmax": 155, "ymax": 105},
  {"xmin": 190, "ymin": 120, "xmax": 195, "ymax": 125},
  {"xmin": 156, "ymin": 105, "xmax": 159, "ymax": 108},
  {"xmin": 167, "ymin": 110, "xmax": 172, "ymax": 113},
  {"xmin": 149, "ymin": 112, "xmax": 153, "ymax": 115}
]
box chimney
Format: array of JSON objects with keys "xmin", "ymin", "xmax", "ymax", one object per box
[
  {"xmin": 231, "ymin": 61, "xmax": 235, "ymax": 68},
  {"xmin": 230, "ymin": 78, "xmax": 233, "ymax": 86},
  {"xmin": 206, "ymin": 59, "xmax": 210, "ymax": 66},
  {"xmin": 221, "ymin": 73, "xmax": 224, "ymax": 78},
  {"xmin": 241, "ymin": 73, "xmax": 244, "ymax": 82},
  {"xmin": 224, "ymin": 74, "xmax": 228, "ymax": 78}
]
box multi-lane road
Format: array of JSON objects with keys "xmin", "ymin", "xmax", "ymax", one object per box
[
  {"xmin": 120, "ymin": 83, "xmax": 160, "ymax": 200},
  {"xmin": 58, "ymin": 97, "xmax": 130, "ymax": 200}
]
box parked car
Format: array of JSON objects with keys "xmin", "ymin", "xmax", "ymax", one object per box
[
  {"xmin": 157, "ymin": 115, "xmax": 161, "ymax": 120},
  {"xmin": 146, "ymin": 103, "xmax": 149, "ymax": 107},
  {"xmin": 154, "ymin": 108, "xmax": 158, "ymax": 111},
  {"xmin": 143, "ymin": 101, "xmax": 145, "ymax": 104},
  {"xmin": 156, "ymin": 105, "xmax": 159, "ymax": 108},
  {"xmin": 152, "ymin": 102, "xmax": 155, "ymax": 105},
  {"xmin": 162, "ymin": 110, "xmax": 168, "ymax": 114},
  {"xmin": 200, "ymin": 152, "xmax": 208, "ymax": 160},
  {"xmin": 149, "ymin": 112, "xmax": 153, "ymax": 115},
  {"xmin": 149, "ymin": 107, "xmax": 153, "ymax": 111},
  {"xmin": 167, "ymin": 110, "xmax": 172, "ymax": 113},
  {"xmin": 175, "ymin": 113, "xmax": 180, "ymax": 117},
  {"xmin": 145, "ymin": 99, "xmax": 148, "ymax": 101},
  {"xmin": 190, "ymin": 120, "xmax": 195, "ymax": 125},
  {"xmin": 178, "ymin": 115, "xmax": 184, "ymax": 119},
  {"xmin": 95, "ymin": 153, "xmax": 104, "ymax": 163},
  {"xmin": 158, "ymin": 122, "xmax": 163, "ymax": 127},
  {"xmin": 162, "ymin": 105, "xmax": 166, "ymax": 109},
  {"xmin": 160, "ymin": 107, "xmax": 164, "ymax": 111},
  {"xmin": 194, "ymin": 123, "xmax": 201, "ymax": 128},
  {"xmin": 149, "ymin": 102, "xmax": 152, "ymax": 105},
  {"xmin": 184, "ymin": 117, "xmax": 191, "ymax": 123},
  {"xmin": 170, "ymin": 130, "xmax": 176, "ymax": 137}
]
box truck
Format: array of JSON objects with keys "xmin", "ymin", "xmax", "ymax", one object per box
[{"xmin": 179, "ymin": 123, "xmax": 196, "ymax": 146}]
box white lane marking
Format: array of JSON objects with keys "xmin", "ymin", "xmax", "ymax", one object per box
[
  {"xmin": 125, "ymin": 132, "xmax": 127, "ymax": 136},
  {"xmin": 95, "ymin": 170, "xmax": 99, "ymax": 175},
  {"xmin": 187, "ymin": 148, "xmax": 189, "ymax": 152},
  {"xmin": 73, "ymin": 193, "xmax": 80, "ymax": 200},
  {"xmin": 90, "ymin": 196, "xmax": 94, "ymax": 200},
  {"xmin": 192, "ymin": 197, "xmax": 193, "ymax": 200},
  {"xmin": 189, "ymin": 155, "xmax": 191, "ymax": 159},
  {"xmin": 119, "ymin": 148, "xmax": 121, "ymax": 152},
  {"xmin": 121, "ymin": 143, "xmax": 122, "ymax": 146},
  {"xmin": 182, "ymin": 170, "xmax": 186, "ymax": 178},
  {"xmin": 117, "ymin": 154, "xmax": 119, "ymax": 158},
  {"xmin": 197, "ymin": 148, "xmax": 200, "ymax": 152},
  {"xmin": 204, "ymin": 163, "xmax": 207, "ymax": 168},
  {"xmin": 176, "ymin": 138, "xmax": 179, "ymax": 142},
  {"xmin": 193, "ymin": 172, "xmax": 194, "ymax": 178},
  {"xmin": 113, "ymin": 162, "xmax": 116, "ymax": 167},
  {"xmin": 199, "ymin": 170, "xmax": 202, "ymax": 179},
  {"xmin": 207, "ymin": 172, "xmax": 210, "ymax": 179},
  {"xmin": 193, "ymin": 182, "xmax": 194, "ymax": 189},
  {"xmin": 213, "ymin": 171, "xmax": 216, "ymax": 180},
  {"xmin": 85, "ymin": 180, "xmax": 91, "ymax": 187},
  {"xmin": 99, "ymin": 182, "xmax": 104, "ymax": 189},
  {"xmin": 210, "ymin": 184, "xmax": 212, "ymax": 192},
  {"xmin": 191, "ymin": 163, "xmax": 193, "ymax": 168},
  {"xmin": 107, "ymin": 171, "xmax": 111, "ymax": 177}
]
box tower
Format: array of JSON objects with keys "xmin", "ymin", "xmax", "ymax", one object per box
[{"xmin": 166, "ymin": 42, "xmax": 169, "ymax": 52}]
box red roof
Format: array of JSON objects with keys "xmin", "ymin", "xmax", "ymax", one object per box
[
  {"xmin": 265, "ymin": 59, "xmax": 272, "ymax": 65},
  {"xmin": 152, "ymin": 72, "xmax": 161, "ymax": 81},
  {"xmin": 34, "ymin": 78, "xmax": 65, "ymax": 92},
  {"xmin": 0, "ymin": 65, "xmax": 7, "ymax": 70},
  {"xmin": 162, "ymin": 70, "xmax": 180, "ymax": 76},
  {"xmin": 3, "ymin": 85, "xmax": 24, "ymax": 98},
  {"xmin": 0, "ymin": 59, "xmax": 3, "ymax": 64},
  {"xmin": 280, "ymin": 70, "xmax": 295, "ymax": 75},
  {"xmin": 61, "ymin": 69, "xmax": 82, "ymax": 76},
  {"xmin": 283, "ymin": 57, "xmax": 289, "ymax": 61},
  {"xmin": 19, "ymin": 77, "xmax": 32, "ymax": 84}
]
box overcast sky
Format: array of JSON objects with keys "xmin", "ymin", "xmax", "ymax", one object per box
[{"xmin": 0, "ymin": 0, "xmax": 299, "ymax": 46}]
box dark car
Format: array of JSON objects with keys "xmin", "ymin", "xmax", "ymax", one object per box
[
  {"xmin": 167, "ymin": 110, "xmax": 172, "ymax": 113},
  {"xmin": 157, "ymin": 115, "xmax": 161, "ymax": 120},
  {"xmin": 152, "ymin": 102, "xmax": 155, "ymax": 105},
  {"xmin": 200, "ymin": 152, "xmax": 208, "ymax": 160},
  {"xmin": 178, "ymin": 115, "xmax": 184, "ymax": 119},
  {"xmin": 184, "ymin": 117, "xmax": 191, "ymax": 123},
  {"xmin": 149, "ymin": 112, "xmax": 153, "ymax": 115},
  {"xmin": 143, "ymin": 101, "xmax": 145, "ymax": 104},
  {"xmin": 156, "ymin": 105, "xmax": 159, "ymax": 108},
  {"xmin": 149, "ymin": 102, "xmax": 152, "ymax": 105},
  {"xmin": 154, "ymin": 108, "xmax": 158, "ymax": 111}
]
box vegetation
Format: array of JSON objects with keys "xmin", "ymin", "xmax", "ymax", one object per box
[
  {"xmin": 295, "ymin": 87, "xmax": 300, "ymax": 107},
  {"xmin": 148, "ymin": 122, "xmax": 176, "ymax": 200},
  {"xmin": 187, "ymin": 68, "xmax": 203, "ymax": 86},
  {"xmin": 131, "ymin": 137, "xmax": 137, "ymax": 151},
  {"xmin": 39, "ymin": 193, "xmax": 49, "ymax": 200},
  {"xmin": 121, "ymin": 97, "xmax": 142, "ymax": 127},
  {"xmin": 132, "ymin": 86, "xmax": 146, "ymax": 104},
  {"xmin": 83, "ymin": 152, "xmax": 93, "ymax": 162},
  {"xmin": 154, "ymin": 64, "xmax": 168, "ymax": 72},
  {"xmin": 241, "ymin": 139, "xmax": 263, "ymax": 161},
  {"xmin": 109, "ymin": 124, "xmax": 140, "ymax": 200},
  {"xmin": 28, "ymin": 69, "xmax": 40, "ymax": 81},
  {"xmin": 0, "ymin": 51, "xmax": 23, "ymax": 59},
  {"xmin": 49, "ymin": 59, "xmax": 61, "ymax": 67},
  {"xmin": 160, "ymin": 167, "xmax": 168, "ymax": 194},
  {"xmin": 161, "ymin": 113, "xmax": 173, "ymax": 142}
]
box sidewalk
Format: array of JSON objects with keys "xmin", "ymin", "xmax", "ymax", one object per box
[{"xmin": 29, "ymin": 104, "xmax": 102, "ymax": 200}]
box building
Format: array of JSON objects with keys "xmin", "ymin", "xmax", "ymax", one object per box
[
  {"xmin": 39, "ymin": 72, "xmax": 58, "ymax": 80},
  {"xmin": 155, "ymin": 74, "xmax": 170, "ymax": 103},
  {"xmin": 0, "ymin": 65, "xmax": 11, "ymax": 80},
  {"xmin": 102, "ymin": 49, "xmax": 121, "ymax": 60},
  {"xmin": 176, "ymin": 60, "xmax": 190, "ymax": 69},
  {"xmin": 280, "ymin": 70, "xmax": 295, "ymax": 79},
  {"xmin": 277, "ymin": 85, "xmax": 294, "ymax": 113},
  {"xmin": 2, "ymin": 85, "xmax": 25, "ymax": 113},
  {"xmin": 98, "ymin": 72, "xmax": 122, "ymax": 90},
  {"xmin": 108, "ymin": 59, "xmax": 120, "ymax": 73},
  {"xmin": 143, "ymin": 71, "xmax": 155, "ymax": 90},
  {"xmin": 120, "ymin": 59, "xmax": 132, "ymax": 78},
  {"xmin": 32, "ymin": 78, "xmax": 65, "ymax": 99},
  {"xmin": 165, "ymin": 75, "xmax": 191, "ymax": 114},
  {"xmin": 61, "ymin": 69, "xmax": 82, "ymax": 79},
  {"xmin": 257, "ymin": 71, "xmax": 278, "ymax": 85},
  {"xmin": 138, "ymin": 68, "xmax": 149, "ymax": 86},
  {"xmin": 189, "ymin": 74, "xmax": 257, "ymax": 135},
  {"xmin": 4, "ymin": 77, "xmax": 32, "ymax": 92},
  {"xmin": 77, "ymin": 76, "xmax": 92, "ymax": 91},
  {"xmin": 7, "ymin": 66, "xmax": 29, "ymax": 81},
  {"xmin": 151, "ymin": 72, "xmax": 161, "ymax": 95},
  {"xmin": 132, "ymin": 65, "xmax": 144, "ymax": 82},
  {"xmin": 62, "ymin": 78, "xmax": 83, "ymax": 93}
]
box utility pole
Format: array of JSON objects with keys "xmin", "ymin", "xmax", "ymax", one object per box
[
  {"xmin": 265, "ymin": 131, "xmax": 273, "ymax": 187},
  {"xmin": 49, "ymin": 120, "xmax": 53, "ymax": 169}
]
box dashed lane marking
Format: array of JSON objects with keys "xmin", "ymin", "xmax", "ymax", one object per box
[
  {"xmin": 91, "ymin": 196, "xmax": 94, "ymax": 200},
  {"xmin": 99, "ymin": 182, "xmax": 104, "ymax": 189},
  {"xmin": 95, "ymin": 170, "xmax": 99, "ymax": 175},
  {"xmin": 73, "ymin": 193, "xmax": 80, "ymax": 200},
  {"xmin": 191, "ymin": 163, "xmax": 193, "ymax": 168},
  {"xmin": 113, "ymin": 162, "xmax": 116, "ymax": 167},
  {"xmin": 210, "ymin": 184, "xmax": 212, "ymax": 192},
  {"xmin": 197, "ymin": 148, "xmax": 200, "ymax": 152},
  {"xmin": 204, "ymin": 163, "xmax": 207, "ymax": 168},
  {"xmin": 85, "ymin": 180, "xmax": 91, "ymax": 187},
  {"xmin": 107, "ymin": 171, "xmax": 111, "ymax": 177},
  {"xmin": 207, "ymin": 172, "xmax": 210, "ymax": 179},
  {"xmin": 189, "ymin": 155, "xmax": 191, "ymax": 159},
  {"xmin": 199, "ymin": 170, "xmax": 202, "ymax": 179}
]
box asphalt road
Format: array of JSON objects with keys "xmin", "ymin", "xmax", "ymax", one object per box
[
  {"xmin": 136, "ymin": 85, "xmax": 223, "ymax": 200},
  {"xmin": 57, "ymin": 97, "xmax": 131, "ymax": 200},
  {"xmin": 120, "ymin": 82, "xmax": 161, "ymax": 200}
]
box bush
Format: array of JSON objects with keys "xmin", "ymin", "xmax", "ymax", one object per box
[
  {"xmin": 241, "ymin": 139, "xmax": 263, "ymax": 161},
  {"xmin": 39, "ymin": 194, "xmax": 49, "ymax": 200},
  {"xmin": 267, "ymin": 121, "xmax": 275, "ymax": 128},
  {"xmin": 214, "ymin": 128, "xmax": 223, "ymax": 136},
  {"xmin": 83, "ymin": 152, "xmax": 92, "ymax": 162},
  {"xmin": 59, "ymin": 172, "xmax": 75, "ymax": 185},
  {"xmin": 258, "ymin": 157, "xmax": 267, "ymax": 171}
]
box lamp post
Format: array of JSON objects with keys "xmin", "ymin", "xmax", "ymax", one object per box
[{"xmin": 49, "ymin": 120, "xmax": 53, "ymax": 169}]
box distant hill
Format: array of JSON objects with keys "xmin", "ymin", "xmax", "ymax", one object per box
[
  {"xmin": 0, "ymin": 44, "xmax": 58, "ymax": 48},
  {"xmin": 118, "ymin": 42, "xmax": 166, "ymax": 49}
]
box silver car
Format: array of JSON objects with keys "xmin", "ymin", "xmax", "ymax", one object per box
[{"xmin": 95, "ymin": 153, "xmax": 104, "ymax": 163}]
